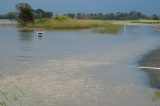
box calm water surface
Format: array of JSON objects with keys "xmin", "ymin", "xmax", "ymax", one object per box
[{"xmin": 0, "ymin": 23, "xmax": 160, "ymax": 106}]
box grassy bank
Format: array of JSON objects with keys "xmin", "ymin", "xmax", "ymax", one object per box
[
  {"xmin": 25, "ymin": 19, "xmax": 160, "ymax": 30},
  {"xmin": 110, "ymin": 20, "xmax": 160, "ymax": 26},
  {"xmin": 27, "ymin": 19, "xmax": 120, "ymax": 29},
  {"xmin": 131, "ymin": 20, "xmax": 160, "ymax": 24}
]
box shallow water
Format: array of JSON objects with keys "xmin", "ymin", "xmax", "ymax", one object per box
[{"xmin": 0, "ymin": 24, "xmax": 160, "ymax": 106}]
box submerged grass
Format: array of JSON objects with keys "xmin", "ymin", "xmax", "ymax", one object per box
[
  {"xmin": 93, "ymin": 26, "xmax": 121, "ymax": 35},
  {"xmin": 27, "ymin": 19, "xmax": 120, "ymax": 30},
  {"xmin": 153, "ymin": 90, "xmax": 160, "ymax": 101}
]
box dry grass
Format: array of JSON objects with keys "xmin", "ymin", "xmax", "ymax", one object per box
[{"xmin": 27, "ymin": 19, "xmax": 116, "ymax": 29}]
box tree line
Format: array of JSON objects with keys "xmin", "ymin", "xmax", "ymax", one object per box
[
  {"xmin": 0, "ymin": 3, "xmax": 53, "ymax": 21},
  {"xmin": 0, "ymin": 3, "xmax": 159, "ymax": 24},
  {"xmin": 1, "ymin": 11, "xmax": 159, "ymax": 21},
  {"xmin": 64, "ymin": 12, "xmax": 160, "ymax": 20}
]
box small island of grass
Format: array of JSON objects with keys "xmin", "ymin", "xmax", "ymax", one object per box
[{"xmin": 27, "ymin": 18, "xmax": 119, "ymax": 30}]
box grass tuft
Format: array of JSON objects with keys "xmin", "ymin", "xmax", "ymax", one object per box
[
  {"xmin": 153, "ymin": 90, "xmax": 160, "ymax": 101},
  {"xmin": 27, "ymin": 19, "xmax": 119, "ymax": 30}
]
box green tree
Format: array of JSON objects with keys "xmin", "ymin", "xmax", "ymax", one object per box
[
  {"xmin": 33, "ymin": 9, "xmax": 45, "ymax": 19},
  {"xmin": 7, "ymin": 12, "xmax": 17, "ymax": 21},
  {"xmin": 152, "ymin": 14, "xmax": 159, "ymax": 20},
  {"xmin": 43, "ymin": 11, "xmax": 53, "ymax": 18},
  {"xmin": 16, "ymin": 3, "xmax": 34, "ymax": 25},
  {"xmin": 64, "ymin": 13, "xmax": 75, "ymax": 19}
]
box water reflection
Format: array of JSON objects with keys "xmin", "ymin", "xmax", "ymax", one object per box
[
  {"xmin": 0, "ymin": 25, "xmax": 160, "ymax": 106},
  {"xmin": 18, "ymin": 29, "xmax": 34, "ymax": 42},
  {"xmin": 17, "ymin": 29, "xmax": 35, "ymax": 61},
  {"xmin": 93, "ymin": 26, "xmax": 122, "ymax": 35}
]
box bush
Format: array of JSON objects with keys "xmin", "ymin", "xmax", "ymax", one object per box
[
  {"xmin": 16, "ymin": 3, "xmax": 34, "ymax": 26},
  {"xmin": 53, "ymin": 15, "xmax": 70, "ymax": 21}
]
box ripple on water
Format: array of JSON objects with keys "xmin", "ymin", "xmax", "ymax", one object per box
[{"xmin": 0, "ymin": 56, "xmax": 158, "ymax": 106}]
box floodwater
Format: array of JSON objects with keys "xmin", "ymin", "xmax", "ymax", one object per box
[{"xmin": 0, "ymin": 22, "xmax": 160, "ymax": 106}]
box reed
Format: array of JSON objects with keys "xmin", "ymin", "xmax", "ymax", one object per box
[{"xmin": 27, "ymin": 19, "xmax": 118, "ymax": 29}]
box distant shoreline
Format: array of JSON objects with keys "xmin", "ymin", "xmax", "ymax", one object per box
[
  {"xmin": 0, "ymin": 19, "xmax": 159, "ymax": 28},
  {"xmin": 110, "ymin": 20, "xmax": 160, "ymax": 26},
  {"xmin": 0, "ymin": 19, "xmax": 17, "ymax": 25}
]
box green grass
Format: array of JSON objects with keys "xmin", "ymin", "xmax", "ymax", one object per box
[
  {"xmin": 93, "ymin": 26, "xmax": 121, "ymax": 35},
  {"xmin": 27, "ymin": 19, "xmax": 120, "ymax": 29},
  {"xmin": 108, "ymin": 20, "xmax": 160, "ymax": 25},
  {"xmin": 152, "ymin": 90, "xmax": 160, "ymax": 101}
]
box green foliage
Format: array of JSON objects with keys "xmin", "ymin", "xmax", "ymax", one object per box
[
  {"xmin": 28, "ymin": 19, "xmax": 118, "ymax": 29},
  {"xmin": 153, "ymin": 90, "xmax": 160, "ymax": 101},
  {"xmin": 0, "ymin": 12, "xmax": 17, "ymax": 19},
  {"xmin": 152, "ymin": 14, "xmax": 159, "ymax": 20},
  {"xmin": 18, "ymin": 7, "xmax": 34, "ymax": 25},
  {"xmin": 64, "ymin": 13, "xmax": 75, "ymax": 19},
  {"xmin": 16, "ymin": 3, "xmax": 31, "ymax": 11},
  {"xmin": 6, "ymin": 12, "xmax": 17, "ymax": 20},
  {"xmin": 75, "ymin": 11, "xmax": 150, "ymax": 20},
  {"xmin": 0, "ymin": 102, "xmax": 6, "ymax": 106},
  {"xmin": 94, "ymin": 26, "xmax": 121, "ymax": 35},
  {"xmin": 16, "ymin": 3, "xmax": 34, "ymax": 26},
  {"xmin": 53, "ymin": 14, "xmax": 70, "ymax": 21},
  {"xmin": 43, "ymin": 11, "xmax": 53, "ymax": 18},
  {"xmin": 33, "ymin": 9, "xmax": 45, "ymax": 19},
  {"xmin": 33, "ymin": 9, "xmax": 53, "ymax": 19},
  {"xmin": 0, "ymin": 86, "xmax": 25, "ymax": 106}
]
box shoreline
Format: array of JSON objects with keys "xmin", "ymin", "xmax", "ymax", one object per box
[
  {"xmin": 139, "ymin": 48, "xmax": 160, "ymax": 89},
  {"xmin": 0, "ymin": 19, "xmax": 17, "ymax": 25},
  {"xmin": 110, "ymin": 20, "xmax": 160, "ymax": 26}
]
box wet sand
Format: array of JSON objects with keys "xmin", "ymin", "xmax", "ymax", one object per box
[{"xmin": 140, "ymin": 48, "xmax": 160, "ymax": 89}]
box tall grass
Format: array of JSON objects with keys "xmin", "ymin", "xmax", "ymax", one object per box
[
  {"xmin": 153, "ymin": 90, "xmax": 160, "ymax": 101},
  {"xmin": 27, "ymin": 19, "xmax": 118, "ymax": 29}
]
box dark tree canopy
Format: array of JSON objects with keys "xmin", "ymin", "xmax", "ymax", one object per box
[
  {"xmin": 33, "ymin": 9, "xmax": 53, "ymax": 19},
  {"xmin": 152, "ymin": 14, "xmax": 159, "ymax": 20},
  {"xmin": 33, "ymin": 9, "xmax": 45, "ymax": 19},
  {"xmin": 72, "ymin": 11, "xmax": 151, "ymax": 20},
  {"xmin": 16, "ymin": 3, "xmax": 31, "ymax": 11},
  {"xmin": 16, "ymin": 3, "xmax": 34, "ymax": 25},
  {"xmin": 0, "ymin": 2, "xmax": 159, "ymax": 21},
  {"xmin": 43, "ymin": 11, "xmax": 53, "ymax": 18}
]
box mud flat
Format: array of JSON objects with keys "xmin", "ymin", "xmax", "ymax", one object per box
[{"xmin": 140, "ymin": 48, "xmax": 160, "ymax": 89}]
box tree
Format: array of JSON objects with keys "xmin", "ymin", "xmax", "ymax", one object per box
[
  {"xmin": 43, "ymin": 11, "xmax": 53, "ymax": 18},
  {"xmin": 33, "ymin": 9, "xmax": 45, "ymax": 19},
  {"xmin": 16, "ymin": 3, "xmax": 34, "ymax": 25},
  {"xmin": 7, "ymin": 12, "xmax": 17, "ymax": 21},
  {"xmin": 53, "ymin": 14, "xmax": 70, "ymax": 21},
  {"xmin": 33, "ymin": 9, "xmax": 53, "ymax": 19},
  {"xmin": 64, "ymin": 13, "xmax": 75, "ymax": 19},
  {"xmin": 152, "ymin": 14, "xmax": 159, "ymax": 20},
  {"xmin": 16, "ymin": 3, "xmax": 31, "ymax": 11},
  {"xmin": 76, "ymin": 13, "xmax": 86, "ymax": 19}
]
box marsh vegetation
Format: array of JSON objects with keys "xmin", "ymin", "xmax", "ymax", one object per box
[{"xmin": 27, "ymin": 18, "xmax": 120, "ymax": 30}]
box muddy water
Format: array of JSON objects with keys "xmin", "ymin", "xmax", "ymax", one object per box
[{"xmin": 0, "ymin": 24, "xmax": 160, "ymax": 106}]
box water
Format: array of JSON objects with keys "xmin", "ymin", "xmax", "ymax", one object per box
[{"xmin": 0, "ymin": 23, "xmax": 160, "ymax": 106}]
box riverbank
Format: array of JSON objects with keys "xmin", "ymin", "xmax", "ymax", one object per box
[
  {"xmin": 140, "ymin": 48, "xmax": 160, "ymax": 89},
  {"xmin": 110, "ymin": 20, "xmax": 160, "ymax": 26}
]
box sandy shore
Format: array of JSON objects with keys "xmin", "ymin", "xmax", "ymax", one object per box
[{"xmin": 140, "ymin": 48, "xmax": 160, "ymax": 89}]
